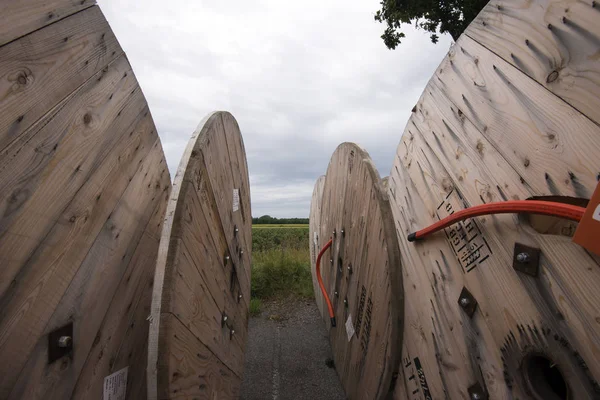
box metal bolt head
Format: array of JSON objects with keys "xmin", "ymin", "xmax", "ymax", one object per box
[
  {"xmin": 459, "ymin": 297, "xmax": 470, "ymax": 307},
  {"xmin": 240, "ymin": 250, "xmax": 244, "ymax": 255},
  {"xmin": 238, "ymin": 294, "xmax": 242, "ymax": 300},
  {"xmin": 58, "ymin": 336, "xmax": 72, "ymax": 348},
  {"xmin": 222, "ymin": 315, "xmax": 228, "ymax": 323},
  {"xmin": 330, "ymin": 258, "xmax": 333, "ymax": 265},
  {"xmin": 516, "ymin": 252, "xmax": 529, "ymax": 263},
  {"xmin": 343, "ymin": 299, "xmax": 348, "ymax": 306},
  {"xmin": 225, "ymin": 255, "xmax": 230, "ymax": 261},
  {"xmin": 471, "ymin": 393, "xmax": 481, "ymax": 400},
  {"xmin": 334, "ymin": 291, "xmax": 339, "ymax": 297},
  {"xmin": 230, "ymin": 329, "xmax": 235, "ymax": 338}
]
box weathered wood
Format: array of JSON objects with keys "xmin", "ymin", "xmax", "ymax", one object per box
[
  {"xmin": 309, "ymin": 175, "xmax": 326, "ymax": 317},
  {"xmin": 465, "ymin": 0, "xmax": 600, "ymax": 126},
  {"xmin": 0, "ymin": 5, "xmax": 122, "ymax": 153},
  {"xmin": 0, "ymin": 0, "xmax": 94, "ymax": 47},
  {"xmin": 148, "ymin": 111, "xmax": 251, "ymax": 400},
  {"xmin": 316, "ymin": 143, "xmax": 403, "ymax": 400},
  {"xmin": 433, "ymin": 35, "xmax": 600, "ymax": 198},
  {"xmin": 389, "ymin": 23, "xmax": 600, "ymax": 400},
  {"xmin": 0, "ymin": 3, "xmax": 170, "ymax": 399}
]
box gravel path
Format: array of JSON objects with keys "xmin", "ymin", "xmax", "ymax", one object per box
[{"xmin": 240, "ymin": 298, "xmax": 346, "ymax": 400}]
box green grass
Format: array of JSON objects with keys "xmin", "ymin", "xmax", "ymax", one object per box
[
  {"xmin": 252, "ymin": 224, "xmax": 309, "ymax": 229},
  {"xmin": 250, "ymin": 226, "xmax": 313, "ymax": 302},
  {"xmin": 249, "ymin": 298, "xmax": 262, "ymax": 316}
]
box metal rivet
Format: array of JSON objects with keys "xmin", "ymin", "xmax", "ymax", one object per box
[
  {"xmin": 513, "ymin": 243, "xmax": 541, "ymax": 277},
  {"xmin": 468, "ymin": 382, "xmax": 488, "ymax": 400},
  {"xmin": 58, "ymin": 336, "xmax": 72, "ymax": 348},
  {"xmin": 458, "ymin": 287, "xmax": 478, "ymax": 318}
]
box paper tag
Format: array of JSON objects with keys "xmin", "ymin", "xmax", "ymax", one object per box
[
  {"xmin": 233, "ymin": 189, "xmax": 239, "ymax": 212},
  {"xmin": 573, "ymin": 182, "xmax": 600, "ymax": 255},
  {"xmin": 103, "ymin": 366, "xmax": 128, "ymax": 400},
  {"xmin": 345, "ymin": 314, "xmax": 355, "ymax": 342}
]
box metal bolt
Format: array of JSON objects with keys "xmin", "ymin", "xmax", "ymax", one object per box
[
  {"xmin": 234, "ymin": 226, "xmax": 239, "ymax": 235},
  {"xmin": 471, "ymin": 393, "xmax": 481, "ymax": 400},
  {"xmin": 238, "ymin": 294, "xmax": 243, "ymax": 300},
  {"xmin": 225, "ymin": 255, "xmax": 230, "ymax": 261},
  {"xmin": 516, "ymin": 252, "xmax": 530, "ymax": 263},
  {"xmin": 230, "ymin": 329, "xmax": 235, "ymax": 338},
  {"xmin": 334, "ymin": 291, "xmax": 339, "ymax": 297},
  {"xmin": 333, "ymin": 229, "xmax": 336, "ymax": 237},
  {"xmin": 459, "ymin": 297, "xmax": 470, "ymax": 307},
  {"xmin": 240, "ymin": 250, "xmax": 244, "ymax": 255},
  {"xmin": 343, "ymin": 298, "xmax": 348, "ymax": 306},
  {"xmin": 330, "ymin": 259, "xmax": 333, "ymax": 265},
  {"xmin": 341, "ymin": 229, "xmax": 345, "ymax": 236},
  {"xmin": 222, "ymin": 315, "xmax": 228, "ymax": 326},
  {"xmin": 58, "ymin": 336, "xmax": 72, "ymax": 348}
]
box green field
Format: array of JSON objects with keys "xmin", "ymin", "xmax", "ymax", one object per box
[
  {"xmin": 252, "ymin": 224, "xmax": 309, "ymax": 229},
  {"xmin": 250, "ymin": 225, "xmax": 312, "ymax": 314}
]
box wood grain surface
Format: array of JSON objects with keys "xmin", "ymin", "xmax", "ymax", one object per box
[
  {"xmin": 465, "ymin": 0, "xmax": 600, "ymax": 126},
  {"xmin": 388, "ymin": 22, "xmax": 600, "ymax": 400},
  {"xmin": 309, "ymin": 175, "xmax": 326, "ymax": 317},
  {"xmin": 316, "ymin": 143, "xmax": 403, "ymax": 400},
  {"xmin": 148, "ymin": 111, "xmax": 251, "ymax": 400},
  {"xmin": 0, "ymin": 4, "xmax": 170, "ymax": 399}
]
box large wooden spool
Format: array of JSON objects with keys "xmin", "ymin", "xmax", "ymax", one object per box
[
  {"xmin": 314, "ymin": 143, "xmax": 403, "ymax": 400},
  {"xmin": 0, "ymin": 2, "xmax": 170, "ymax": 399},
  {"xmin": 388, "ymin": 0, "xmax": 600, "ymax": 398},
  {"xmin": 147, "ymin": 111, "xmax": 252, "ymax": 400}
]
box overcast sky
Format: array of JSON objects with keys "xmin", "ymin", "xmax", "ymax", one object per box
[{"xmin": 98, "ymin": 0, "xmax": 452, "ymax": 218}]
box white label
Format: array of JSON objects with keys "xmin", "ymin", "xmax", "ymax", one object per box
[
  {"xmin": 345, "ymin": 314, "xmax": 355, "ymax": 342},
  {"xmin": 593, "ymin": 204, "xmax": 600, "ymax": 222},
  {"xmin": 103, "ymin": 366, "xmax": 128, "ymax": 400},
  {"xmin": 233, "ymin": 189, "xmax": 240, "ymax": 212},
  {"xmin": 313, "ymin": 231, "xmax": 318, "ymax": 245}
]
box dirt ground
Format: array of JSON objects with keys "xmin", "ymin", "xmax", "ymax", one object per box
[{"xmin": 240, "ymin": 298, "xmax": 346, "ymax": 400}]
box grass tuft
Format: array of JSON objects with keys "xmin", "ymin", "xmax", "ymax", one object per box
[
  {"xmin": 249, "ymin": 298, "xmax": 262, "ymax": 316},
  {"xmin": 250, "ymin": 226, "xmax": 313, "ymax": 300}
]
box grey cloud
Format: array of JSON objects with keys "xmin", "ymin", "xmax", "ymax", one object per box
[{"xmin": 99, "ymin": 0, "xmax": 452, "ymax": 218}]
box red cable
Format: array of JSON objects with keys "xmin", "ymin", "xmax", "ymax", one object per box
[
  {"xmin": 316, "ymin": 238, "xmax": 336, "ymax": 327},
  {"xmin": 408, "ymin": 200, "xmax": 585, "ymax": 242}
]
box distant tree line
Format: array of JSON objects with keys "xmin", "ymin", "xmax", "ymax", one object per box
[{"xmin": 252, "ymin": 215, "xmax": 309, "ymax": 224}]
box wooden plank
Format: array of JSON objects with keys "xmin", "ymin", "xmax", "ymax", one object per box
[
  {"xmin": 0, "ymin": 0, "xmax": 95, "ymax": 47},
  {"xmin": 0, "ymin": 54, "xmax": 140, "ymax": 298},
  {"xmin": 465, "ymin": 0, "xmax": 600, "ymax": 125},
  {"xmin": 389, "ymin": 32, "xmax": 600, "ymax": 399},
  {"xmin": 433, "ymin": 35, "xmax": 600, "ymax": 199},
  {"xmin": 70, "ymin": 194, "xmax": 169, "ymax": 400},
  {"xmin": 316, "ymin": 143, "xmax": 403, "ymax": 400},
  {"xmin": 309, "ymin": 175, "xmax": 326, "ymax": 317},
  {"xmin": 148, "ymin": 112, "xmax": 251, "ymax": 400},
  {"xmin": 156, "ymin": 314, "xmax": 242, "ymax": 400},
  {"xmin": 0, "ymin": 5, "xmax": 122, "ymax": 152},
  {"xmin": 4, "ymin": 140, "xmax": 169, "ymax": 400}
]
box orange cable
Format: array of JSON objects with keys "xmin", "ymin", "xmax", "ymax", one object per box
[
  {"xmin": 316, "ymin": 238, "xmax": 336, "ymax": 327},
  {"xmin": 408, "ymin": 200, "xmax": 585, "ymax": 242}
]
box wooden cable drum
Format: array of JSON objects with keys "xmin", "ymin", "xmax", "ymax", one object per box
[
  {"xmin": 0, "ymin": 2, "xmax": 171, "ymax": 399},
  {"xmin": 388, "ymin": 0, "xmax": 600, "ymax": 398},
  {"xmin": 147, "ymin": 111, "xmax": 252, "ymax": 400},
  {"xmin": 310, "ymin": 175, "xmax": 326, "ymax": 317},
  {"xmin": 314, "ymin": 142, "xmax": 404, "ymax": 400}
]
